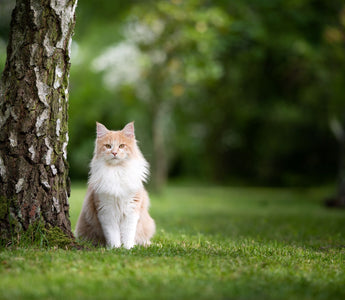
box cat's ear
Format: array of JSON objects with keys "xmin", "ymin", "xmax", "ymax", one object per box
[
  {"xmin": 122, "ymin": 122, "xmax": 135, "ymax": 138},
  {"xmin": 96, "ymin": 122, "xmax": 109, "ymax": 138}
]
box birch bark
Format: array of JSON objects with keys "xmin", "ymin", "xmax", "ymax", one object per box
[{"xmin": 0, "ymin": 0, "xmax": 77, "ymax": 240}]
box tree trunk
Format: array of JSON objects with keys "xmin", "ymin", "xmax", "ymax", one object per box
[
  {"xmin": 336, "ymin": 134, "xmax": 345, "ymax": 206},
  {"xmin": 326, "ymin": 117, "xmax": 345, "ymax": 208},
  {"xmin": 151, "ymin": 101, "xmax": 170, "ymax": 192},
  {"xmin": 0, "ymin": 0, "xmax": 77, "ymax": 242}
]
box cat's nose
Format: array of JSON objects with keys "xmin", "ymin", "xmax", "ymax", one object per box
[{"xmin": 112, "ymin": 152, "xmax": 117, "ymax": 157}]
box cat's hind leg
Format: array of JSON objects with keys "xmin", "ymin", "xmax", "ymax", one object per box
[{"xmin": 135, "ymin": 211, "xmax": 156, "ymax": 246}]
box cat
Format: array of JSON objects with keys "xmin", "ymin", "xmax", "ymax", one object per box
[{"xmin": 75, "ymin": 122, "xmax": 155, "ymax": 249}]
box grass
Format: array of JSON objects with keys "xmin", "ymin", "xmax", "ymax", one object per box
[{"xmin": 1, "ymin": 184, "xmax": 345, "ymax": 299}]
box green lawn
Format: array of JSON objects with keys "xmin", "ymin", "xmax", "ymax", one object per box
[{"xmin": 1, "ymin": 184, "xmax": 345, "ymax": 299}]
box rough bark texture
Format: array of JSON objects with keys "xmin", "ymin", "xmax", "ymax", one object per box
[{"xmin": 0, "ymin": 0, "xmax": 77, "ymax": 240}]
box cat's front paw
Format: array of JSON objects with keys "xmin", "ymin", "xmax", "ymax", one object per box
[
  {"xmin": 107, "ymin": 242, "xmax": 121, "ymax": 249},
  {"xmin": 123, "ymin": 242, "xmax": 135, "ymax": 250}
]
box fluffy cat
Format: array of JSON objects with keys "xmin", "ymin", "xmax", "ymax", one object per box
[{"xmin": 75, "ymin": 122, "xmax": 155, "ymax": 249}]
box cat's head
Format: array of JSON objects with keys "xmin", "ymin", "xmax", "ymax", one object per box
[{"xmin": 94, "ymin": 122, "xmax": 139, "ymax": 165}]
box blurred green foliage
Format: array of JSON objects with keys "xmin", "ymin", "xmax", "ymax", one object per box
[{"xmin": 1, "ymin": 0, "xmax": 345, "ymax": 186}]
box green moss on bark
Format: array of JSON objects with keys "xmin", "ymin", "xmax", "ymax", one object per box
[
  {"xmin": 0, "ymin": 196, "xmax": 22, "ymax": 247},
  {"xmin": 1, "ymin": 220, "xmax": 75, "ymax": 249},
  {"xmin": 0, "ymin": 197, "xmax": 8, "ymax": 220},
  {"xmin": 43, "ymin": 226, "xmax": 73, "ymax": 248},
  {"xmin": 0, "ymin": 196, "xmax": 19, "ymax": 220}
]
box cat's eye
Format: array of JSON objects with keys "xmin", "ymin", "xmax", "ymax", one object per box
[
  {"xmin": 104, "ymin": 144, "xmax": 112, "ymax": 149},
  {"xmin": 119, "ymin": 144, "xmax": 125, "ymax": 149}
]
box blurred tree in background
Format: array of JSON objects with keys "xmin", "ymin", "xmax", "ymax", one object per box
[
  {"xmin": 1, "ymin": 0, "xmax": 345, "ymax": 191},
  {"xmin": 324, "ymin": 5, "xmax": 345, "ymax": 206},
  {"xmin": 90, "ymin": 1, "xmax": 230, "ymax": 189}
]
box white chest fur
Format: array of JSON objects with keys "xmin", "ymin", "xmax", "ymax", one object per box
[
  {"xmin": 89, "ymin": 157, "xmax": 148, "ymax": 198},
  {"xmin": 88, "ymin": 157, "xmax": 149, "ymax": 249}
]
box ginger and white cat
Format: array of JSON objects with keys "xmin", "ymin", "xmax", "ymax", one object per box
[{"xmin": 75, "ymin": 122, "xmax": 155, "ymax": 249}]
